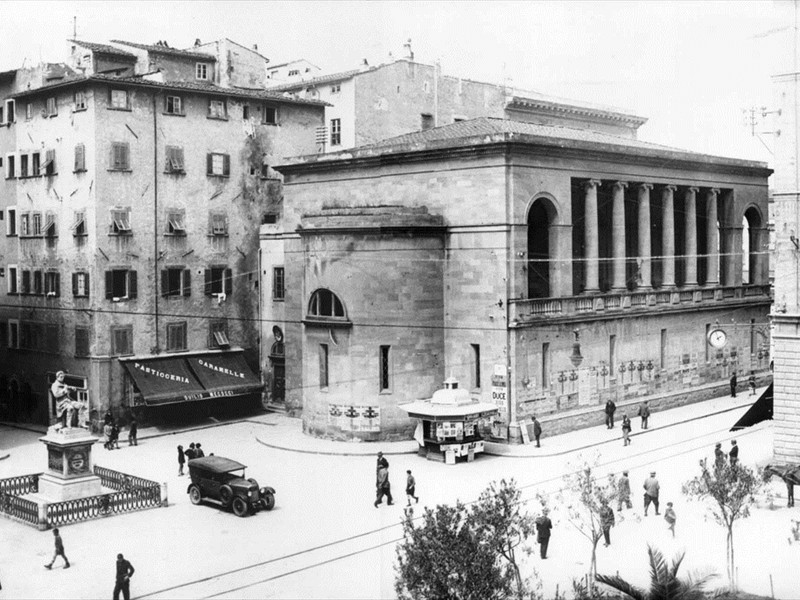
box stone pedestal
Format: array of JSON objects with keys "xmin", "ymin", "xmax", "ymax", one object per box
[{"xmin": 36, "ymin": 427, "xmax": 102, "ymax": 502}]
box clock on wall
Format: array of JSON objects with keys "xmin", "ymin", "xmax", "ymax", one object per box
[{"xmin": 707, "ymin": 328, "xmax": 728, "ymax": 349}]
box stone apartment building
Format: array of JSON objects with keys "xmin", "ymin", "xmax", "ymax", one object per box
[
  {"xmin": 0, "ymin": 39, "xmax": 325, "ymax": 428},
  {"xmin": 264, "ymin": 117, "xmax": 772, "ymax": 442}
]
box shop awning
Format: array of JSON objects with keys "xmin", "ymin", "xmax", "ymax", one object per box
[{"xmin": 121, "ymin": 351, "xmax": 263, "ymax": 406}]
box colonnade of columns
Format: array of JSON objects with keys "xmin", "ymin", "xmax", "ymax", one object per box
[{"xmin": 582, "ymin": 180, "xmax": 723, "ymax": 293}]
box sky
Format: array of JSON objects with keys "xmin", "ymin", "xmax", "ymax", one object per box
[{"xmin": 0, "ymin": 1, "xmax": 790, "ymax": 163}]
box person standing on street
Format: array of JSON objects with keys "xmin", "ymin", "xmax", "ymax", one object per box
[
  {"xmin": 184, "ymin": 443, "xmax": 196, "ymax": 461},
  {"xmin": 714, "ymin": 443, "xmax": 726, "ymax": 471},
  {"xmin": 605, "ymin": 399, "xmax": 617, "ymax": 429},
  {"xmin": 621, "ymin": 414, "xmax": 632, "ymax": 446},
  {"xmin": 729, "ymin": 440, "xmax": 739, "ymax": 467},
  {"xmin": 638, "ymin": 401, "xmax": 650, "ymax": 429},
  {"xmin": 536, "ymin": 509, "xmax": 553, "ymax": 559},
  {"xmin": 748, "ymin": 371, "xmax": 757, "ymax": 396},
  {"xmin": 599, "ymin": 501, "xmax": 615, "ymax": 547},
  {"xmin": 44, "ymin": 528, "xmax": 69, "ymax": 570},
  {"xmin": 194, "ymin": 443, "xmax": 205, "ymax": 458},
  {"xmin": 127, "ymin": 418, "xmax": 138, "ymax": 446},
  {"xmin": 643, "ymin": 471, "xmax": 660, "ymax": 516},
  {"xmin": 730, "ymin": 372, "xmax": 737, "ymax": 398},
  {"xmin": 376, "ymin": 451, "xmax": 389, "ymax": 473},
  {"xmin": 103, "ymin": 421, "xmax": 113, "ymax": 450},
  {"xmin": 617, "ymin": 471, "xmax": 632, "ymax": 511},
  {"xmin": 113, "ymin": 553, "xmax": 135, "ymax": 600},
  {"xmin": 374, "ymin": 465, "xmax": 393, "ymax": 507},
  {"xmin": 177, "ymin": 445, "xmax": 186, "ymax": 476},
  {"xmin": 664, "ymin": 502, "xmax": 677, "ymax": 538},
  {"xmin": 405, "ymin": 470, "xmax": 419, "ymax": 505},
  {"xmin": 532, "ymin": 416, "xmax": 542, "ymax": 448}
]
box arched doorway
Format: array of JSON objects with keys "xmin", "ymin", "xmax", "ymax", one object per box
[
  {"xmin": 269, "ymin": 341, "xmax": 285, "ymax": 403},
  {"xmin": 528, "ymin": 197, "xmax": 557, "ymax": 298}
]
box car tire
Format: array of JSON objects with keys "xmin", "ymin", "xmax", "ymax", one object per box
[
  {"xmin": 262, "ymin": 492, "xmax": 275, "ymax": 511},
  {"xmin": 219, "ymin": 485, "xmax": 233, "ymax": 508},
  {"xmin": 188, "ymin": 485, "xmax": 202, "ymax": 505},
  {"xmin": 232, "ymin": 496, "xmax": 249, "ymax": 517}
]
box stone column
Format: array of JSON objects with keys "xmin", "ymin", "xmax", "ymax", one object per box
[
  {"xmin": 637, "ymin": 183, "xmax": 653, "ymax": 289},
  {"xmin": 662, "ymin": 185, "xmax": 676, "ymax": 288},
  {"xmin": 612, "ymin": 181, "xmax": 628, "ymax": 291},
  {"xmin": 705, "ymin": 188, "xmax": 720, "ymax": 286},
  {"xmin": 684, "ymin": 187, "xmax": 699, "ymax": 287},
  {"xmin": 584, "ymin": 179, "xmax": 601, "ymax": 293}
]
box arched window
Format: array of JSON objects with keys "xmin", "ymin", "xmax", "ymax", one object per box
[
  {"xmin": 307, "ymin": 289, "xmax": 347, "ymax": 319},
  {"xmin": 742, "ymin": 208, "xmax": 762, "ymax": 285},
  {"xmin": 527, "ymin": 197, "xmax": 558, "ymax": 298}
]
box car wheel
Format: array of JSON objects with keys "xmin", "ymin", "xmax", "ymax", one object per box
[
  {"xmin": 219, "ymin": 485, "xmax": 233, "ymax": 507},
  {"xmin": 232, "ymin": 496, "xmax": 248, "ymax": 517},
  {"xmin": 188, "ymin": 485, "xmax": 202, "ymax": 505},
  {"xmin": 262, "ymin": 492, "xmax": 275, "ymax": 511}
]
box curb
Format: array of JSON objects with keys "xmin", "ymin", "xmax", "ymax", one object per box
[
  {"xmin": 254, "ymin": 436, "xmax": 419, "ymax": 457},
  {"xmin": 0, "ymin": 453, "xmax": 9, "ymax": 461}
]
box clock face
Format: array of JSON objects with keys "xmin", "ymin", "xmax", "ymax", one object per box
[{"xmin": 708, "ymin": 329, "xmax": 728, "ymax": 349}]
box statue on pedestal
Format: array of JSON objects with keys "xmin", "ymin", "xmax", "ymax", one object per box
[{"xmin": 51, "ymin": 371, "xmax": 86, "ymax": 431}]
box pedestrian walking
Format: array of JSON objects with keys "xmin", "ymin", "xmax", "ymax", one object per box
[
  {"xmin": 664, "ymin": 502, "xmax": 676, "ymax": 538},
  {"xmin": 643, "ymin": 471, "xmax": 660, "ymax": 516},
  {"xmin": 638, "ymin": 401, "xmax": 650, "ymax": 429},
  {"xmin": 605, "ymin": 400, "xmax": 616, "ymax": 429},
  {"xmin": 195, "ymin": 443, "xmax": 205, "ymax": 458},
  {"xmin": 599, "ymin": 501, "xmax": 615, "ymax": 547},
  {"xmin": 44, "ymin": 528, "xmax": 69, "ymax": 570},
  {"xmin": 376, "ymin": 451, "xmax": 389, "ymax": 473},
  {"xmin": 714, "ymin": 442, "xmax": 725, "ymax": 471},
  {"xmin": 111, "ymin": 422, "xmax": 121, "ymax": 449},
  {"xmin": 113, "ymin": 553, "xmax": 135, "ymax": 600},
  {"xmin": 177, "ymin": 445, "xmax": 186, "ymax": 476},
  {"xmin": 184, "ymin": 443, "xmax": 197, "ymax": 461},
  {"xmin": 405, "ymin": 470, "xmax": 419, "ymax": 505},
  {"xmin": 788, "ymin": 479, "xmax": 795, "ymax": 508},
  {"xmin": 374, "ymin": 465, "xmax": 393, "ymax": 507},
  {"xmin": 748, "ymin": 371, "xmax": 756, "ymax": 396},
  {"xmin": 617, "ymin": 471, "xmax": 632, "ymax": 511},
  {"xmin": 103, "ymin": 422, "xmax": 113, "ymax": 450},
  {"xmin": 729, "ymin": 440, "xmax": 739, "ymax": 467},
  {"xmin": 127, "ymin": 418, "xmax": 138, "ymax": 446},
  {"xmin": 533, "ymin": 415, "xmax": 542, "ymax": 448},
  {"xmin": 104, "ymin": 409, "xmax": 114, "ymax": 427},
  {"xmin": 730, "ymin": 372, "xmax": 737, "ymax": 398},
  {"xmin": 621, "ymin": 414, "xmax": 632, "ymax": 446},
  {"xmin": 535, "ymin": 509, "xmax": 553, "ymax": 559}
]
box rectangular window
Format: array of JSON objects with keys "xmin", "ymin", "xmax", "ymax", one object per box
[
  {"xmin": 470, "ymin": 344, "xmax": 481, "ymax": 389},
  {"xmin": 421, "ymin": 113, "xmax": 434, "ymax": 130},
  {"xmin": 105, "ymin": 269, "xmax": 137, "ymax": 300},
  {"xmin": 161, "ymin": 267, "xmax": 191, "ymax": 297},
  {"xmin": 5, "ymin": 154, "xmax": 15, "ymax": 178},
  {"xmin": 209, "ymin": 320, "xmax": 230, "ymax": 348},
  {"xmin": 44, "ymin": 271, "xmax": 60, "ymax": 297},
  {"xmin": 660, "ymin": 329, "xmax": 667, "ymax": 369},
  {"xmin": 166, "ymin": 210, "xmax": 186, "ymax": 235},
  {"xmin": 72, "ymin": 272, "xmax": 90, "ymax": 297},
  {"xmin": 331, "ymin": 84, "xmax": 341, "ymax": 94},
  {"xmin": 319, "ymin": 343, "xmax": 329, "ymax": 388},
  {"xmin": 263, "ymin": 105, "xmax": 277, "ymax": 125},
  {"xmin": 166, "ymin": 322, "xmax": 188, "ymax": 352},
  {"xmin": 272, "ymin": 267, "xmax": 285, "ymax": 301},
  {"xmin": 242, "ymin": 104, "xmax": 250, "ymax": 120},
  {"xmin": 111, "ymin": 325, "xmax": 133, "ymax": 356},
  {"xmin": 31, "ymin": 152, "xmax": 40, "ymax": 176},
  {"xmin": 33, "ymin": 270, "xmax": 43, "ymax": 295},
  {"xmin": 7, "ymin": 266, "xmax": 17, "ymax": 294},
  {"xmin": 20, "ymin": 213, "xmax": 30, "ymax": 237},
  {"xmin": 4, "ymin": 99, "xmax": 15, "ymax": 123},
  {"xmin": 609, "ymin": 334, "xmax": 617, "ymax": 377},
  {"xmin": 208, "ymin": 99, "xmax": 226, "ymax": 119},
  {"xmin": 43, "ymin": 213, "xmax": 56, "ymax": 238},
  {"xmin": 74, "ymin": 90, "xmax": 87, "ymax": 111},
  {"xmin": 21, "ymin": 270, "xmax": 31, "ymax": 295},
  {"xmin": 330, "ymin": 118, "xmax": 341, "ymax": 146},
  {"xmin": 165, "ymin": 95, "xmax": 183, "ymax": 115},
  {"xmin": 110, "ymin": 208, "xmax": 131, "ymax": 234},
  {"xmin": 32, "ymin": 212, "xmax": 42, "ymax": 236},
  {"xmin": 542, "ymin": 342, "xmax": 550, "ymax": 389},
  {"xmin": 110, "ymin": 89, "xmax": 129, "ymax": 110},
  {"xmin": 20, "ymin": 154, "xmax": 29, "ymax": 178},
  {"xmin": 206, "ymin": 153, "xmax": 230, "ymax": 177},
  {"xmin": 750, "ymin": 318, "xmax": 757, "ymax": 356},
  {"xmin": 204, "ymin": 267, "xmax": 233, "ymax": 296},
  {"xmin": 75, "ymin": 326, "xmax": 90, "ymax": 357},
  {"xmin": 6, "ymin": 208, "xmax": 16, "ymax": 236},
  {"xmin": 45, "ymin": 324, "xmax": 58, "ymax": 352},
  {"xmin": 8, "ymin": 320, "xmax": 19, "ymax": 349},
  {"xmin": 46, "ymin": 96, "xmax": 57, "ymax": 117},
  {"xmin": 25, "ymin": 102, "xmax": 32, "ymax": 120},
  {"xmin": 164, "ymin": 146, "xmax": 184, "ymax": 173},
  {"xmin": 379, "ymin": 345, "xmax": 391, "ymax": 392},
  {"xmin": 72, "ymin": 211, "xmax": 86, "ymax": 237},
  {"xmin": 196, "ymin": 63, "xmax": 209, "ymax": 80},
  {"xmin": 44, "ymin": 149, "xmax": 56, "ymax": 175},
  {"xmin": 109, "ymin": 142, "xmax": 130, "ymax": 170},
  {"xmin": 210, "ymin": 212, "xmax": 228, "ymax": 236},
  {"xmin": 705, "ymin": 323, "xmax": 711, "ymax": 363},
  {"xmin": 74, "ymin": 144, "xmax": 86, "ymax": 172}
]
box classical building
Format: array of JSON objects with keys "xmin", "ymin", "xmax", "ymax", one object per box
[
  {"xmin": 0, "ymin": 40, "xmax": 325, "ymax": 428},
  {"xmin": 262, "ymin": 117, "xmax": 772, "ymax": 441}
]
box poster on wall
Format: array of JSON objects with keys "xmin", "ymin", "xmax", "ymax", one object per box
[
  {"xmin": 491, "ymin": 364, "xmax": 508, "ymax": 417},
  {"xmin": 328, "ymin": 404, "xmax": 381, "ymax": 432}
]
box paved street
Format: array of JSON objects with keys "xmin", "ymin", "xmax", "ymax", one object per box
[{"xmin": 0, "ymin": 392, "xmax": 795, "ymax": 599}]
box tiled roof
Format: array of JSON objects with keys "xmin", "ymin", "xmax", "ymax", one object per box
[
  {"xmin": 265, "ymin": 68, "xmax": 364, "ymax": 91},
  {"xmin": 111, "ymin": 40, "xmax": 217, "ymax": 61},
  {"xmin": 70, "ymin": 39, "xmax": 137, "ymax": 59}
]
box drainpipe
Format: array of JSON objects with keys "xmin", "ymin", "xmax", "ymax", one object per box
[{"xmin": 153, "ymin": 92, "xmax": 159, "ymax": 352}]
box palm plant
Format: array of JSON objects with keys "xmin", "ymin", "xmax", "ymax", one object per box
[{"xmin": 595, "ymin": 544, "xmax": 716, "ymax": 600}]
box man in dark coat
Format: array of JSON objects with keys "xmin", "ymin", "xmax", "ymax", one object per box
[
  {"xmin": 374, "ymin": 465, "xmax": 393, "ymax": 507},
  {"xmin": 44, "ymin": 528, "xmax": 69, "ymax": 569},
  {"xmin": 533, "ymin": 416, "xmax": 542, "ymax": 448},
  {"xmin": 714, "ymin": 443, "xmax": 726, "ymax": 471},
  {"xmin": 184, "ymin": 443, "xmax": 196, "ymax": 461},
  {"xmin": 127, "ymin": 418, "xmax": 138, "ymax": 446},
  {"xmin": 617, "ymin": 471, "xmax": 632, "ymax": 511},
  {"xmin": 599, "ymin": 501, "xmax": 615, "ymax": 546},
  {"xmin": 729, "ymin": 440, "xmax": 739, "ymax": 467},
  {"xmin": 730, "ymin": 372, "xmax": 737, "ymax": 398},
  {"xmin": 536, "ymin": 509, "xmax": 553, "ymax": 559},
  {"xmin": 605, "ymin": 400, "xmax": 616, "ymax": 429},
  {"xmin": 638, "ymin": 401, "xmax": 651, "ymax": 429},
  {"xmin": 643, "ymin": 471, "xmax": 660, "ymax": 516},
  {"xmin": 113, "ymin": 553, "xmax": 135, "ymax": 600}
]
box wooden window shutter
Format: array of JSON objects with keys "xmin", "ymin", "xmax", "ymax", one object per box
[
  {"xmin": 84, "ymin": 273, "xmax": 89, "ymax": 296},
  {"xmin": 128, "ymin": 270, "xmax": 137, "ymax": 299},
  {"xmin": 161, "ymin": 269, "xmax": 169, "ymax": 297},
  {"xmin": 72, "ymin": 273, "xmax": 78, "ymax": 296},
  {"xmin": 223, "ymin": 154, "xmax": 230, "ymax": 177},
  {"xmin": 176, "ymin": 147, "xmax": 184, "ymax": 170},
  {"xmin": 54, "ymin": 273, "xmax": 60, "ymax": 297},
  {"xmin": 105, "ymin": 271, "xmax": 113, "ymax": 299},
  {"xmin": 206, "ymin": 154, "xmax": 213, "ymax": 175},
  {"xmin": 224, "ymin": 268, "xmax": 233, "ymax": 295},
  {"xmin": 204, "ymin": 269, "xmax": 212, "ymax": 296},
  {"xmin": 122, "ymin": 143, "xmax": 130, "ymax": 169},
  {"xmin": 182, "ymin": 269, "xmax": 191, "ymax": 297},
  {"xmin": 75, "ymin": 144, "xmax": 85, "ymax": 171}
]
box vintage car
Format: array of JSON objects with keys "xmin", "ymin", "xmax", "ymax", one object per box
[{"xmin": 186, "ymin": 455, "xmax": 275, "ymax": 517}]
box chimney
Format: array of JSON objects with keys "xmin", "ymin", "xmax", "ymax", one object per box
[
  {"xmin": 359, "ymin": 58, "xmax": 370, "ymax": 72},
  {"xmin": 194, "ymin": 38, "xmax": 202, "ymax": 47},
  {"xmin": 252, "ymin": 43, "xmax": 258, "ymax": 51},
  {"xmin": 403, "ymin": 39, "xmax": 414, "ymax": 61}
]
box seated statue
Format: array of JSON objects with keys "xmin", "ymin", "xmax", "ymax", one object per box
[{"xmin": 51, "ymin": 371, "xmax": 85, "ymax": 430}]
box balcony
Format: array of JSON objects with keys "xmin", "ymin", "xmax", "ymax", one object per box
[{"xmin": 509, "ymin": 285, "xmax": 772, "ymax": 327}]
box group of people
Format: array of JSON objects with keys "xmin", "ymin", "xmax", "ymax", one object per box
[
  {"xmin": 714, "ymin": 439, "xmax": 739, "ymax": 469},
  {"xmin": 102, "ymin": 411, "xmax": 137, "ymax": 450},
  {"xmin": 730, "ymin": 371, "xmax": 758, "ymax": 398},
  {"xmin": 374, "ymin": 451, "xmax": 419, "ymax": 508},
  {"xmin": 605, "ymin": 400, "xmax": 651, "ymax": 446},
  {"xmin": 177, "ymin": 442, "xmax": 207, "ymax": 475}
]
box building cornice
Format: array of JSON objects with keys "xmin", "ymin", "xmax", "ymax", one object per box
[{"xmin": 505, "ymin": 96, "xmax": 647, "ymax": 127}]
